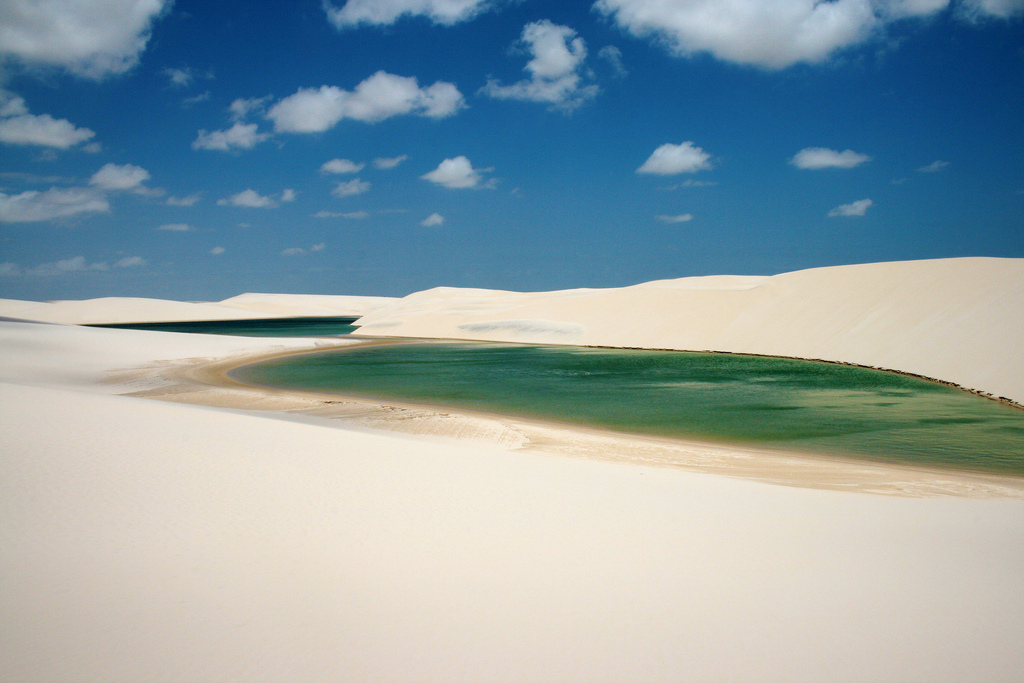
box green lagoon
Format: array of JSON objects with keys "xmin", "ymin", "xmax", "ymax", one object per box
[{"xmin": 233, "ymin": 342, "xmax": 1024, "ymax": 476}]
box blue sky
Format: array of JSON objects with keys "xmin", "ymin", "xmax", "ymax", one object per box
[{"xmin": 1, "ymin": 0, "xmax": 1022, "ymax": 301}]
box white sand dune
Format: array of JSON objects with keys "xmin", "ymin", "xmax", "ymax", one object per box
[
  {"xmin": 3, "ymin": 257, "xmax": 1024, "ymax": 681},
  {"xmin": 356, "ymin": 257, "xmax": 1024, "ymax": 405},
  {"xmin": 0, "ymin": 292, "xmax": 395, "ymax": 325}
]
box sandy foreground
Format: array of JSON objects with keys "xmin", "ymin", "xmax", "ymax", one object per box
[{"xmin": 3, "ymin": 258, "xmax": 1024, "ymax": 682}]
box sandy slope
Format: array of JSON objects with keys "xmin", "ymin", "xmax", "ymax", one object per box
[{"xmin": 356, "ymin": 257, "xmax": 1024, "ymax": 404}]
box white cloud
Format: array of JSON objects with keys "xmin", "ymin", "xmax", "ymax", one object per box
[
  {"xmin": 158, "ymin": 223, "xmax": 191, "ymax": 231},
  {"xmin": 30, "ymin": 255, "xmax": 108, "ymax": 275},
  {"xmin": 665, "ymin": 179, "xmax": 718, "ymax": 189},
  {"xmin": 481, "ymin": 20, "xmax": 598, "ymax": 112},
  {"xmin": 332, "ymin": 179, "xmax": 371, "ymax": 197},
  {"xmin": 0, "ymin": 0, "xmax": 171, "ymax": 78},
  {"xmin": 282, "ymin": 243, "xmax": 325, "ymax": 256},
  {"xmin": 828, "ymin": 198, "xmax": 873, "ymax": 217},
  {"xmin": 598, "ymin": 45, "xmax": 628, "ymax": 77},
  {"xmin": 229, "ymin": 95, "xmax": 272, "ymax": 121},
  {"xmin": 321, "ymin": 158, "xmax": 365, "ymax": 174},
  {"xmin": 594, "ymin": 0, "xmax": 880, "ymax": 69},
  {"xmin": 115, "ymin": 255, "xmax": 146, "ymax": 268},
  {"xmin": 323, "ymin": 0, "xmax": 495, "ymax": 28},
  {"xmin": 918, "ymin": 160, "xmax": 950, "ymax": 172},
  {"xmin": 192, "ymin": 122, "xmax": 270, "ymax": 151},
  {"xmin": 421, "ymin": 212, "xmax": 445, "ymax": 226},
  {"xmin": 0, "ymin": 252, "xmax": 143, "ymax": 277},
  {"xmin": 210, "ymin": 246, "xmax": 225, "ymax": 255},
  {"xmin": 315, "ymin": 210, "xmax": 370, "ymax": 219},
  {"xmin": 961, "ymin": 0, "xmax": 1024, "ymax": 19},
  {"xmin": 422, "ymin": 156, "xmax": 490, "ymax": 189},
  {"xmin": 0, "ymin": 113, "xmax": 95, "ymax": 148},
  {"xmin": 790, "ymin": 147, "xmax": 871, "ymax": 169},
  {"xmin": 637, "ymin": 142, "xmax": 713, "ymax": 175},
  {"xmin": 596, "ymin": 0, "xmax": 1023, "ymax": 69},
  {"xmin": 657, "ymin": 213, "xmax": 694, "ymax": 223},
  {"xmin": 82, "ymin": 141, "xmax": 102, "ymax": 153},
  {"xmin": 181, "ymin": 91, "xmax": 211, "ymax": 108},
  {"xmin": 373, "ymin": 155, "xmax": 408, "ymax": 169},
  {"xmin": 217, "ymin": 189, "xmax": 279, "ymax": 208},
  {"xmin": 281, "ymin": 188, "xmax": 297, "ymax": 202},
  {"xmin": 0, "ymin": 90, "xmax": 28, "ymax": 117},
  {"xmin": 0, "ymin": 187, "xmax": 109, "ymax": 222},
  {"xmin": 163, "ymin": 67, "xmax": 192, "ymax": 87},
  {"xmin": 89, "ymin": 163, "xmax": 150, "ymax": 190},
  {"xmin": 267, "ymin": 71, "xmax": 464, "ymax": 133},
  {"xmin": 166, "ymin": 193, "xmax": 200, "ymax": 206}
]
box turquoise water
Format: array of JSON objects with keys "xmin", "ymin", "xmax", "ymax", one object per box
[
  {"xmin": 232, "ymin": 342, "xmax": 1024, "ymax": 475},
  {"xmin": 90, "ymin": 316, "xmax": 359, "ymax": 337}
]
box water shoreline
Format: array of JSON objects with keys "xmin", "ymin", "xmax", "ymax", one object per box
[{"xmin": 193, "ymin": 338, "xmax": 1024, "ymax": 497}]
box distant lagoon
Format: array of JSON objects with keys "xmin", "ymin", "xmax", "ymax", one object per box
[
  {"xmin": 233, "ymin": 341, "xmax": 1024, "ymax": 477},
  {"xmin": 90, "ymin": 316, "xmax": 360, "ymax": 337}
]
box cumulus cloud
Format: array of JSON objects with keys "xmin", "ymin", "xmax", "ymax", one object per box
[
  {"xmin": 373, "ymin": 155, "xmax": 408, "ymax": 169},
  {"xmin": 158, "ymin": 223, "xmax": 191, "ymax": 231},
  {"xmin": 422, "ymin": 156, "xmax": 491, "ymax": 189},
  {"xmin": 657, "ymin": 213, "xmax": 694, "ymax": 223},
  {"xmin": 0, "ymin": 0, "xmax": 171, "ymax": 78},
  {"xmin": 918, "ymin": 159, "xmax": 950, "ymax": 172},
  {"xmin": 481, "ymin": 20, "xmax": 598, "ymax": 112},
  {"xmin": 163, "ymin": 67, "xmax": 192, "ymax": 87},
  {"xmin": 89, "ymin": 163, "xmax": 150, "ymax": 191},
  {"xmin": 597, "ymin": 0, "xmax": 1005, "ymax": 69},
  {"xmin": 790, "ymin": 147, "xmax": 871, "ymax": 169},
  {"xmin": 315, "ymin": 210, "xmax": 370, "ymax": 219},
  {"xmin": 332, "ymin": 179, "xmax": 371, "ymax": 197},
  {"xmin": 637, "ymin": 142, "xmax": 713, "ymax": 175},
  {"xmin": 210, "ymin": 246, "xmax": 225, "ymax": 255},
  {"xmin": 598, "ymin": 45, "xmax": 628, "ymax": 77},
  {"xmin": 217, "ymin": 189, "xmax": 280, "ymax": 208},
  {"xmin": 323, "ymin": 0, "xmax": 496, "ymax": 28},
  {"xmin": 28, "ymin": 255, "xmax": 108, "ymax": 275},
  {"xmin": 281, "ymin": 188, "xmax": 297, "ymax": 202},
  {"xmin": 321, "ymin": 158, "xmax": 365, "ymax": 174},
  {"xmin": 0, "ymin": 90, "xmax": 28, "ymax": 117},
  {"xmin": 828, "ymin": 198, "xmax": 873, "ymax": 217},
  {"xmin": 421, "ymin": 212, "xmax": 445, "ymax": 226},
  {"xmin": 166, "ymin": 193, "xmax": 200, "ymax": 206},
  {"xmin": 192, "ymin": 122, "xmax": 270, "ymax": 151},
  {"xmin": 229, "ymin": 95, "xmax": 272, "ymax": 121},
  {"xmin": 267, "ymin": 71, "xmax": 464, "ymax": 133},
  {"xmin": 0, "ymin": 94, "xmax": 96, "ymax": 148},
  {"xmin": 0, "ymin": 187, "xmax": 109, "ymax": 222},
  {"xmin": 115, "ymin": 255, "xmax": 146, "ymax": 268},
  {"xmin": 0, "ymin": 113, "xmax": 96, "ymax": 148},
  {"xmin": 281, "ymin": 243, "xmax": 325, "ymax": 257},
  {"xmin": 961, "ymin": 0, "xmax": 1024, "ymax": 19}
]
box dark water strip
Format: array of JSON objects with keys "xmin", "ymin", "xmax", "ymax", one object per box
[
  {"xmin": 231, "ymin": 341, "xmax": 1024, "ymax": 476},
  {"xmin": 90, "ymin": 316, "xmax": 359, "ymax": 337}
]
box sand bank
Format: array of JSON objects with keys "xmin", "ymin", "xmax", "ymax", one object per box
[{"xmin": 3, "ymin": 318, "xmax": 1024, "ymax": 681}]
